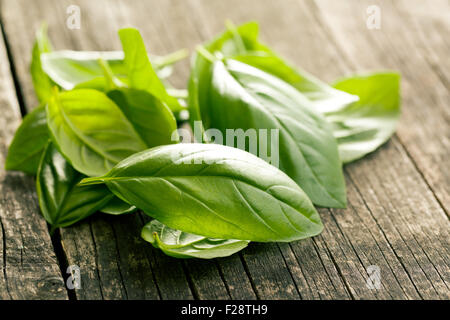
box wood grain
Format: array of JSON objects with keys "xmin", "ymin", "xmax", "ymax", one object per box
[
  {"xmin": 0, "ymin": 22, "xmax": 67, "ymax": 299},
  {"xmin": 0, "ymin": 0, "xmax": 448, "ymax": 300}
]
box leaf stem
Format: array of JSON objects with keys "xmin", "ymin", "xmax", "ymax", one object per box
[
  {"xmin": 166, "ymin": 88, "xmax": 188, "ymax": 100},
  {"xmin": 98, "ymin": 58, "xmax": 124, "ymax": 90},
  {"xmin": 49, "ymin": 225, "xmax": 57, "ymax": 236},
  {"xmin": 154, "ymin": 49, "xmax": 189, "ymax": 68},
  {"xmin": 195, "ymin": 46, "xmax": 216, "ymax": 63}
]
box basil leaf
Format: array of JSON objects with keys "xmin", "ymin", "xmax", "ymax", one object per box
[
  {"xmin": 329, "ymin": 73, "xmax": 401, "ymax": 163},
  {"xmin": 142, "ymin": 220, "xmax": 249, "ymax": 259},
  {"xmin": 118, "ymin": 28, "xmax": 184, "ymax": 112},
  {"xmin": 31, "ymin": 23, "xmax": 54, "ymax": 103},
  {"xmin": 5, "ymin": 105, "xmax": 49, "ymax": 175},
  {"xmin": 193, "ymin": 22, "xmax": 358, "ymax": 114},
  {"xmin": 107, "ymin": 88, "xmax": 179, "ymax": 147},
  {"xmin": 40, "ymin": 50, "xmax": 180, "ymax": 91},
  {"xmin": 41, "ymin": 51, "xmax": 127, "ymax": 90},
  {"xmin": 195, "ymin": 58, "xmax": 346, "ymax": 208},
  {"xmin": 80, "ymin": 143, "xmax": 323, "ymax": 242},
  {"xmin": 73, "ymin": 76, "xmax": 128, "ymax": 91},
  {"xmin": 203, "ymin": 21, "xmax": 261, "ymax": 57},
  {"xmin": 100, "ymin": 196, "xmax": 136, "ymax": 215},
  {"xmin": 37, "ymin": 143, "xmax": 113, "ymax": 229},
  {"xmin": 187, "ymin": 23, "xmax": 260, "ymax": 131},
  {"xmin": 235, "ymin": 53, "xmax": 359, "ymax": 114},
  {"xmin": 46, "ymin": 88, "xmax": 148, "ymax": 177}
]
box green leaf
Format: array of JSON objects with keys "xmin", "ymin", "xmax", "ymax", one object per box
[
  {"xmin": 192, "ymin": 21, "xmax": 358, "ymax": 114},
  {"xmin": 205, "ymin": 21, "xmax": 262, "ymax": 56},
  {"xmin": 329, "ymin": 72, "xmax": 401, "ymax": 163},
  {"xmin": 30, "ymin": 23, "xmax": 54, "ymax": 103},
  {"xmin": 100, "ymin": 196, "xmax": 136, "ymax": 215},
  {"xmin": 142, "ymin": 220, "xmax": 249, "ymax": 259},
  {"xmin": 37, "ymin": 142, "xmax": 114, "ymax": 229},
  {"xmin": 5, "ymin": 105, "xmax": 49, "ymax": 175},
  {"xmin": 188, "ymin": 23, "xmax": 258, "ymax": 131},
  {"xmin": 41, "ymin": 51, "xmax": 127, "ymax": 90},
  {"xmin": 80, "ymin": 143, "xmax": 323, "ymax": 242},
  {"xmin": 194, "ymin": 58, "xmax": 347, "ymax": 208},
  {"xmin": 189, "ymin": 22, "xmax": 284, "ymax": 130},
  {"xmin": 234, "ymin": 52, "xmax": 359, "ymax": 114},
  {"xmin": 107, "ymin": 88, "xmax": 179, "ymax": 147},
  {"xmin": 118, "ymin": 28, "xmax": 183, "ymax": 112},
  {"xmin": 73, "ymin": 76, "xmax": 128, "ymax": 91},
  {"xmin": 46, "ymin": 88, "xmax": 148, "ymax": 177}
]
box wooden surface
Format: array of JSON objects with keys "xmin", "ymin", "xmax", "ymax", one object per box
[{"xmin": 0, "ymin": 0, "xmax": 448, "ymax": 300}]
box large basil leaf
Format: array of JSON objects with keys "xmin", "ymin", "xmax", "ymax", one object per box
[
  {"xmin": 46, "ymin": 89, "xmax": 147, "ymax": 177},
  {"xmin": 5, "ymin": 105, "xmax": 49, "ymax": 175},
  {"xmin": 188, "ymin": 23, "xmax": 259, "ymax": 131},
  {"xmin": 329, "ymin": 73, "xmax": 401, "ymax": 163},
  {"xmin": 100, "ymin": 196, "xmax": 136, "ymax": 215},
  {"xmin": 196, "ymin": 58, "xmax": 346, "ymax": 208},
  {"xmin": 30, "ymin": 23, "xmax": 54, "ymax": 103},
  {"xmin": 37, "ymin": 143, "xmax": 113, "ymax": 229},
  {"xmin": 107, "ymin": 88, "xmax": 179, "ymax": 147},
  {"xmin": 118, "ymin": 28, "xmax": 184, "ymax": 112},
  {"xmin": 141, "ymin": 220, "xmax": 249, "ymax": 259},
  {"xmin": 80, "ymin": 143, "xmax": 323, "ymax": 242},
  {"xmin": 40, "ymin": 50, "xmax": 184, "ymax": 91}
]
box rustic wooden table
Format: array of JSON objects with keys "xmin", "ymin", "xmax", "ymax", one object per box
[{"xmin": 0, "ymin": 0, "xmax": 448, "ymax": 300}]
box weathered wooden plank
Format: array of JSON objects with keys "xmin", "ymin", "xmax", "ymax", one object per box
[
  {"xmin": 183, "ymin": 260, "xmax": 231, "ymax": 300},
  {"xmin": 0, "ymin": 23, "xmax": 67, "ymax": 299},
  {"xmin": 241, "ymin": 243, "xmax": 301, "ymax": 299},
  {"xmin": 215, "ymin": 255, "xmax": 258, "ymax": 300},
  {"xmin": 314, "ymin": 0, "xmax": 450, "ymax": 216}
]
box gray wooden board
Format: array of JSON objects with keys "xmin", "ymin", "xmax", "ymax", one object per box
[
  {"xmin": 0, "ymin": 22, "xmax": 67, "ymax": 300},
  {"xmin": 0, "ymin": 0, "xmax": 448, "ymax": 300}
]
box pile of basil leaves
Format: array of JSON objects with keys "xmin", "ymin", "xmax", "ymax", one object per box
[{"xmin": 5, "ymin": 22, "xmax": 400, "ymax": 259}]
